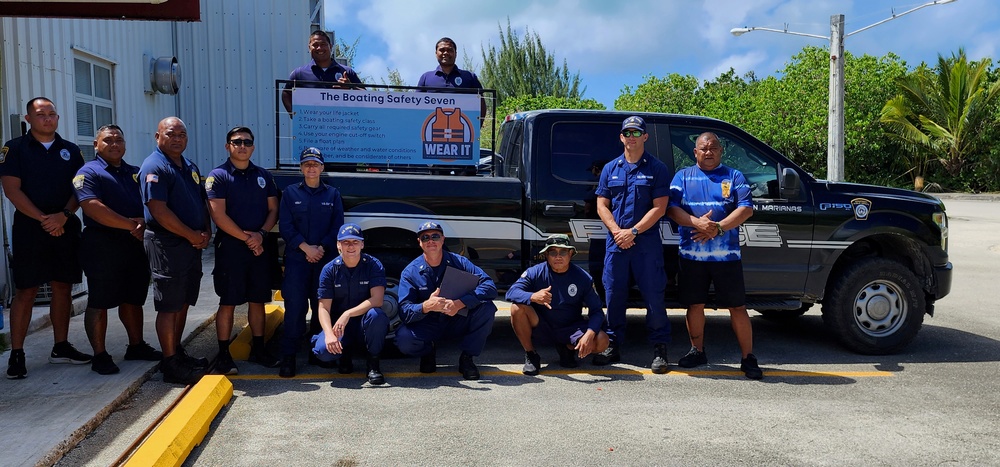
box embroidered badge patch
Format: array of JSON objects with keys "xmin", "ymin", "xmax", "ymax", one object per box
[{"xmin": 72, "ymin": 174, "xmax": 85, "ymax": 190}]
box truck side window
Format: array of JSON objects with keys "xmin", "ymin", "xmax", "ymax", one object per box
[
  {"xmin": 670, "ymin": 128, "xmax": 780, "ymax": 199},
  {"xmin": 550, "ymin": 122, "xmax": 621, "ymax": 185},
  {"xmin": 500, "ymin": 121, "xmax": 523, "ymax": 179}
]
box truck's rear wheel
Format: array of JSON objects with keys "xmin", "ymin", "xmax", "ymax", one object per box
[{"xmin": 822, "ymin": 257, "xmax": 924, "ymax": 354}]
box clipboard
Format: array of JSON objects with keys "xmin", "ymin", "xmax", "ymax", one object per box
[{"xmin": 439, "ymin": 266, "xmax": 480, "ymax": 316}]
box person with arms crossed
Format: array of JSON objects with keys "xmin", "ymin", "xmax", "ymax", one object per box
[
  {"xmin": 73, "ymin": 124, "xmax": 162, "ymax": 375},
  {"xmin": 307, "ymin": 224, "xmax": 390, "ymax": 384},
  {"xmin": 417, "ymin": 37, "xmax": 487, "ymax": 124},
  {"xmin": 666, "ymin": 131, "xmax": 762, "ymax": 380},
  {"xmin": 205, "ymin": 126, "xmax": 280, "ymax": 375},
  {"xmin": 1, "ymin": 97, "xmax": 90, "ymax": 379},
  {"xmin": 506, "ymin": 234, "xmax": 611, "ymax": 375},
  {"xmin": 278, "ymin": 147, "xmax": 344, "ymax": 370},
  {"xmin": 394, "ymin": 222, "xmax": 498, "ymax": 380},
  {"xmin": 281, "ymin": 30, "xmax": 363, "ymax": 115},
  {"xmin": 139, "ymin": 117, "xmax": 211, "ymax": 385},
  {"xmin": 593, "ymin": 116, "xmax": 672, "ymax": 373}
]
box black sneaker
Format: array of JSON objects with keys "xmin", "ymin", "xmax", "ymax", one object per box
[
  {"xmin": 522, "ymin": 351, "xmax": 541, "ymax": 376},
  {"xmin": 458, "ymin": 352, "xmax": 479, "ymax": 380},
  {"xmin": 308, "ymin": 353, "xmax": 336, "ymax": 369},
  {"xmin": 366, "ymin": 357, "xmax": 385, "ymax": 385},
  {"xmin": 651, "ymin": 343, "xmax": 669, "ymax": 374},
  {"xmin": 337, "ymin": 349, "xmax": 354, "ymax": 374},
  {"xmin": 91, "ymin": 351, "xmax": 120, "ymax": 375},
  {"xmin": 592, "ymin": 344, "xmax": 621, "ymax": 366},
  {"xmin": 214, "ymin": 352, "xmax": 238, "ymax": 376},
  {"xmin": 49, "ymin": 341, "xmax": 92, "ymax": 365},
  {"xmin": 6, "ymin": 349, "xmax": 27, "ymax": 380},
  {"xmin": 249, "ymin": 346, "xmax": 280, "ymax": 368},
  {"xmin": 278, "ymin": 355, "xmax": 297, "ymax": 378},
  {"xmin": 178, "ymin": 346, "xmax": 209, "ymax": 370},
  {"xmin": 741, "ymin": 353, "xmax": 764, "ymax": 380},
  {"xmin": 678, "ymin": 346, "xmax": 708, "ymax": 368},
  {"xmin": 555, "ymin": 345, "xmax": 579, "ymax": 368},
  {"xmin": 161, "ymin": 355, "xmax": 205, "ymax": 385},
  {"xmin": 419, "ymin": 346, "xmax": 437, "ymax": 373},
  {"xmin": 124, "ymin": 341, "xmax": 163, "ymax": 361}
]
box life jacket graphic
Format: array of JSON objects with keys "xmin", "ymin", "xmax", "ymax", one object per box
[{"xmin": 423, "ymin": 107, "xmax": 473, "ymax": 143}]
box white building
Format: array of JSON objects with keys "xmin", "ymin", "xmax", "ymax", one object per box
[{"xmin": 0, "ymin": 0, "xmax": 320, "ymax": 303}]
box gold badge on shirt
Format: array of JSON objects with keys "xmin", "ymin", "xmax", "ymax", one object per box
[
  {"xmin": 192, "ymin": 170, "xmax": 200, "ymax": 184},
  {"xmin": 721, "ymin": 179, "xmax": 732, "ymax": 199}
]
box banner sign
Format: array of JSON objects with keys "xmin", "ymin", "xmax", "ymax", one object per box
[{"xmin": 291, "ymin": 88, "xmax": 481, "ymax": 166}]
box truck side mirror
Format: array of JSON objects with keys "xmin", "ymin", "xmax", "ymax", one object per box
[{"xmin": 781, "ymin": 167, "xmax": 801, "ymax": 199}]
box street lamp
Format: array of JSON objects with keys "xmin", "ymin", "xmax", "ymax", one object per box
[{"xmin": 731, "ymin": 0, "xmax": 957, "ymax": 182}]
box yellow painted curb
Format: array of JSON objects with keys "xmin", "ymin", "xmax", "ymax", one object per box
[
  {"xmin": 229, "ymin": 304, "xmax": 285, "ymax": 360},
  {"xmin": 125, "ymin": 375, "xmax": 233, "ymax": 467}
]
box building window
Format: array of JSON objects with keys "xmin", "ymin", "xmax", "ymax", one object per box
[{"xmin": 74, "ymin": 57, "xmax": 114, "ymax": 160}]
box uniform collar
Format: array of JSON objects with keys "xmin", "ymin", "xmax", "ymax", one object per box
[{"xmin": 222, "ymin": 158, "xmax": 255, "ymax": 175}]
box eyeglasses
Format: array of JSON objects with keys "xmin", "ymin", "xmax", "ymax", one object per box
[
  {"xmin": 546, "ymin": 249, "xmax": 571, "ymax": 257},
  {"xmin": 229, "ymin": 139, "xmax": 254, "ymax": 147},
  {"xmin": 419, "ymin": 233, "xmax": 443, "ymax": 242},
  {"xmin": 621, "ymin": 130, "xmax": 645, "ymax": 138}
]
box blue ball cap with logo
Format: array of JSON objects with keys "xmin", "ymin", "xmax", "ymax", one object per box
[
  {"xmin": 416, "ymin": 221, "xmax": 443, "ymax": 236},
  {"xmin": 300, "ymin": 147, "xmax": 324, "ymax": 165},
  {"xmin": 621, "ymin": 116, "xmax": 646, "ymax": 132},
  {"xmin": 337, "ymin": 223, "xmax": 364, "ymax": 241}
]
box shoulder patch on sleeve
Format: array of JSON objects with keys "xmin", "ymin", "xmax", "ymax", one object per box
[
  {"xmin": 72, "ymin": 174, "xmax": 85, "ymax": 190},
  {"xmin": 204, "ymin": 176, "xmax": 215, "ymax": 191},
  {"xmin": 0, "ymin": 146, "xmax": 8, "ymax": 163}
]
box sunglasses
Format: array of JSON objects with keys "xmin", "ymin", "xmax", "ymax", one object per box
[
  {"xmin": 229, "ymin": 139, "xmax": 254, "ymax": 147},
  {"xmin": 419, "ymin": 233, "xmax": 443, "ymax": 242},
  {"xmin": 546, "ymin": 249, "xmax": 571, "ymax": 257},
  {"xmin": 621, "ymin": 130, "xmax": 645, "ymax": 138}
]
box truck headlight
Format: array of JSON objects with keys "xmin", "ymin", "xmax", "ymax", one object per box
[{"xmin": 933, "ymin": 211, "xmax": 948, "ymax": 251}]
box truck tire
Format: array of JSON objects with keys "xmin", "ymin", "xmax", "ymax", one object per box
[{"xmin": 822, "ymin": 257, "xmax": 925, "ymax": 355}]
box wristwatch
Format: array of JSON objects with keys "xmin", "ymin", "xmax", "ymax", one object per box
[
  {"xmin": 62, "ymin": 209, "xmax": 72, "ymax": 218},
  {"xmin": 715, "ymin": 222, "xmax": 724, "ymax": 236},
  {"xmin": 631, "ymin": 227, "xmax": 639, "ymax": 236}
]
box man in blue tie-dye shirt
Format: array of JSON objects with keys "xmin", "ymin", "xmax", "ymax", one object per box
[{"xmin": 666, "ymin": 132, "xmax": 763, "ymax": 380}]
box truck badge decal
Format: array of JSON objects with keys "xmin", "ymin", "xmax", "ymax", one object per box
[
  {"xmin": 421, "ymin": 107, "xmax": 475, "ymax": 161},
  {"xmin": 851, "ymin": 198, "xmax": 872, "ymax": 220},
  {"xmin": 721, "ymin": 179, "xmax": 732, "ymax": 199}
]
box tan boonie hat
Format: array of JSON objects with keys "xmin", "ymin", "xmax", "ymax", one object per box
[{"xmin": 539, "ymin": 233, "xmax": 576, "ymax": 254}]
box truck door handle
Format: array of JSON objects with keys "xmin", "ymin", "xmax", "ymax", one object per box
[{"xmin": 544, "ymin": 204, "xmax": 576, "ymax": 216}]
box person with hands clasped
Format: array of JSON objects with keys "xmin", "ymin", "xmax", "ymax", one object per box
[
  {"xmin": 205, "ymin": 126, "xmax": 280, "ymax": 375},
  {"xmin": 306, "ymin": 224, "xmax": 390, "ymax": 384},
  {"xmin": 278, "ymin": 147, "xmax": 344, "ymax": 369},
  {"xmin": 506, "ymin": 234, "xmax": 612, "ymax": 375},
  {"xmin": 666, "ymin": 131, "xmax": 762, "ymax": 380},
  {"xmin": 394, "ymin": 221, "xmax": 498, "ymax": 380},
  {"xmin": 594, "ymin": 116, "xmax": 672, "ymax": 373}
]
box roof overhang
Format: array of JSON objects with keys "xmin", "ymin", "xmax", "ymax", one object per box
[{"xmin": 0, "ymin": 0, "xmax": 200, "ymax": 21}]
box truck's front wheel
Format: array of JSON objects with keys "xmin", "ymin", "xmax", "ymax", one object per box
[{"xmin": 822, "ymin": 257, "xmax": 925, "ymax": 355}]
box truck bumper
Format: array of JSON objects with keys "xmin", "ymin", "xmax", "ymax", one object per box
[{"xmin": 931, "ymin": 262, "xmax": 952, "ymax": 300}]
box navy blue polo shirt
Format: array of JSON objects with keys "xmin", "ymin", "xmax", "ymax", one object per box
[
  {"xmin": 417, "ymin": 66, "xmax": 483, "ymax": 89},
  {"xmin": 278, "ymin": 181, "xmax": 344, "ymax": 254},
  {"xmin": 0, "ymin": 132, "xmax": 84, "ymax": 213},
  {"xmin": 73, "ymin": 155, "xmax": 143, "ymax": 228},
  {"xmin": 138, "ymin": 148, "xmax": 207, "ymax": 234},
  {"xmin": 317, "ymin": 253, "xmax": 387, "ymax": 316},
  {"xmin": 286, "ymin": 60, "xmax": 362, "ymax": 88},
  {"xmin": 595, "ymin": 151, "xmax": 671, "ymax": 253},
  {"xmin": 505, "ymin": 262, "xmax": 605, "ymax": 334},
  {"xmin": 205, "ymin": 159, "xmax": 278, "ymax": 235}
]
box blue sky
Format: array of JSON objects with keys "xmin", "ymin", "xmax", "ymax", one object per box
[{"xmin": 323, "ymin": 0, "xmax": 999, "ymax": 109}]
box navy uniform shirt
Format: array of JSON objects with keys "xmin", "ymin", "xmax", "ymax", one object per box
[
  {"xmin": 397, "ymin": 250, "xmax": 497, "ymax": 324},
  {"xmin": 0, "ymin": 132, "xmax": 84, "ymax": 214},
  {"xmin": 205, "ymin": 159, "xmax": 278, "ymax": 235},
  {"xmin": 73, "ymin": 155, "xmax": 143, "ymax": 228},
  {"xmin": 417, "ymin": 66, "xmax": 483, "ymax": 89},
  {"xmin": 138, "ymin": 148, "xmax": 207, "ymax": 234},
  {"xmin": 594, "ymin": 151, "xmax": 671, "ymax": 253},
  {"xmin": 286, "ymin": 60, "xmax": 362, "ymax": 87},
  {"xmin": 317, "ymin": 253, "xmax": 387, "ymax": 316},
  {"xmin": 505, "ymin": 261, "xmax": 605, "ymax": 334},
  {"xmin": 278, "ymin": 181, "xmax": 344, "ymax": 258}
]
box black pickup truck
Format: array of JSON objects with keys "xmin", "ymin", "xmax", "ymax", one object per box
[{"xmin": 271, "ymin": 109, "xmax": 952, "ymax": 355}]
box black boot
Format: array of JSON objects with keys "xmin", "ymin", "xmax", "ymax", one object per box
[{"xmin": 366, "ymin": 356, "xmax": 385, "ymax": 385}]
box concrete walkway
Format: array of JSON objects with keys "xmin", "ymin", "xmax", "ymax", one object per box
[{"xmin": 0, "ymin": 254, "xmax": 219, "ymax": 467}]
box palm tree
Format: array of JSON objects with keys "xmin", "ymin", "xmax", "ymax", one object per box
[{"xmin": 880, "ymin": 49, "xmax": 1000, "ymax": 190}]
